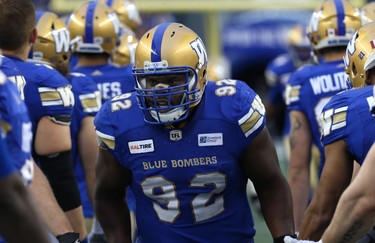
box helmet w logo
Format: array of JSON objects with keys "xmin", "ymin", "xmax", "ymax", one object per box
[
  {"xmin": 51, "ymin": 28, "xmax": 70, "ymax": 53},
  {"xmin": 190, "ymin": 38, "xmax": 207, "ymax": 69}
]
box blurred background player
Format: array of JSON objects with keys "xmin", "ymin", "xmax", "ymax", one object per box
[
  {"xmin": 297, "ymin": 21, "xmax": 375, "ymax": 241},
  {"xmin": 68, "ymin": 1, "xmax": 136, "ymax": 104},
  {"xmin": 207, "ymin": 55, "xmax": 232, "ymax": 82},
  {"xmin": 98, "ymin": 0, "xmax": 142, "ymax": 33},
  {"xmin": 285, "ymin": 0, "xmax": 361, "ymax": 233},
  {"xmin": 67, "ymin": 1, "xmax": 139, "ymax": 241},
  {"xmin": 264, "ymin": 23, "xmax": 312, "ymax": 163},
  {"xmin": 0, "ymin": 0, "xmax": 87, "ymax": 241},
  {"xmin": 29, "ymin": 10, "xmax": 103, "ymax": 242},
  {"xmin": 360, "ymin": 1, "xmax": 375, "ymax": 25}
]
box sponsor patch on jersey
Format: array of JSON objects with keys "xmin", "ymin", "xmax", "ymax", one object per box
[
  {"xmin": 198, "ymin": 133, "xmax": 223, "ymax": 146},
  {"xmin": 128, "ymin": 139, "xmax": 154, "ymax": 154}
]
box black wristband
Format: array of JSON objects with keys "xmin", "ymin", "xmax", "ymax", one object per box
[
  {"xmin": 56, "ymin": 232, "xmax": 80, "ymax": 243},
  {"xmin": 274, "ymin": 234, "xmax": 297, "ymax": 243}
]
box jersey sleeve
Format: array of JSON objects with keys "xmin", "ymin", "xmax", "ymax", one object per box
[
  {"xmin": 219, "ymin": 80, "xmax": 267, "ymax": 141},
  {"xmin": 320, "ymin": 93, "xmax": 350, "ymax": 146},
  {"xmin": 70, "ymin": 73, "xmax": 101, "ymax": 117},
  {"xmin": 32, "ymin": 65, "xmax": 74, "ymax": 124},
  {"xmin": 285, "ymin": 71, "xmax": 304, "ymax": 112},
  {"xmin": 94, "ymin": 100, "xmax": 116, "ymax": 150}
]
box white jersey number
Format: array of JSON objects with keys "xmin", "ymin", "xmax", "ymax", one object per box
[{"xmin": 141, "ymin": 172, "xmax": 226, "ymax": 223}]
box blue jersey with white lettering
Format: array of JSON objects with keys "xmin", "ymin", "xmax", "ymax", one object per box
[
  {"xmin": 0, "ymin": 55, "xmax": 27, "ymax": 99},
  {"xmin": 286, "ymin": 60, "xmax": 347, "ymax": 174},
  {"xmin": 69, "ymin": 72, "xmax": 101, "ymax": 218},
  {"xmin": 73, "ymin": 63, "xmax": 136, "ymax": 104},
  {"xmin": 95, "ymin": 80, "xmax": 266, "ymax": 242},
  {"xmin": 321, "ymin": 86, "xmax": 375, "ymax": 165},
  {"xmin": 265, "ymin": 54, "xmax": 298, "ymax": 136},
  {"xmin": 6, "ymin": 56, "xmax": 74, "ymax": 156},
  {"xmin": 0, "ymin": 60, "xmax": 33, "ymax": 184}
]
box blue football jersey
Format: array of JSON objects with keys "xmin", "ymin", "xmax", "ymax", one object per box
[
  {"xmin": 95, "ymin": 80, "xmax": 266, "ymax": 242},
  {"xmin": 265, "ymin": 54, "xmax": 299, "ymax": 136},
  {"xmin": 69, "ymin": 72, "xmax": 101, "ymax": 218},
  {"xmin": 0, "ymin": 130, "xmax": 16, "ymax": 179},
  {"xmin": 286, "ymin": 60, "xmax": 347, "ymax": 174},
  {"xmin": 0, "ymin": 71, "xmax": 29, "ymax": 181},
  {"xmin": 7, "ymin": 56, "xmax": 74, "ymax": 154},
  {"xmin": 73, "ymin": 63, "xmax": 136, "ymax": 104},
  {"xmin": 0, "ymin": 61, "xmax": 33, "ymax": 184},
  {"xmin": 321, "ymin": 86, "xmax": 375, "ymax": 164},
  {"xmin": 0, "ymin": 55, "xmax": 26, "ymax": 99}
]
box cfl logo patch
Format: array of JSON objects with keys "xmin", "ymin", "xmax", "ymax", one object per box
[{"xmin": 170, "ymin": 130, "xmax": 182, "ymax": 141}]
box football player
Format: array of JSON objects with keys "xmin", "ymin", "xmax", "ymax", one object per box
[
  {"xmin": 94, "ymin": 22, "xmax": 295, "ymax": 242},
  {"xmin": 29, "ymin": 10, "xmax": 105, "ymax": 242},
  {"xmin": 285, "ymin": 0, "xmax": 361, "ymax": 232},
  {"xmin": 111, "ymin": 27, "xmax": 139, "ymax": 67},
  {"xmin": 67, "ymin": 2, "xmax": 137, "ymax": 241},
  {"xmin": 0, "ymin": 0, "xmax": 87, "ymax": 242},
  {"xmin": 361, "ymin": 2, "xmax": 375, "ymax": 25},
  {"xmin": 295, "ymin": 21, "xmax": 375, "ymax": 241},
  {"xmin": 0, "ymin": 96, "xmax": 49, "ymax": 242},
  {"xmin": 98, "ymin": 0, "xmax": 142, "ymax": 33},
  {"xmin": 264, "ymin": 23, "xmax": 312, "ymax": 162},
  {"xmin": 68, "ymin": 1, "xmax": 136, "ymax": 104},
  {"xmin": 0, "ymin": 54, "xmax": 79, "ymax": 243}
]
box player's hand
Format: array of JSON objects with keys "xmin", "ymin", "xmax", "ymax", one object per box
[{"xmin": 284, "ymin": 236, "xmax": 322, "ymax": 243}]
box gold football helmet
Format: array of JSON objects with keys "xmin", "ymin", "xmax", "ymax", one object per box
[
  {"xmin": 112, "ymin": 27, "xmax": 139, "ymax": 66},
  {"xmin": 30, "ymin": 11, "xmax": 71, "ymax": 71},
  {"xmin": 68, "ymin": 1, "xmax": 120, "ymax": 55},
  {"xmin": 287, "ymin": 24, "xmax": 312, "ymax": 66},
  {"xmin": 361, "ymin": 2, "xmax": 375, "ymax": 25},
  {"xmin": 133, "ymin": 23, "xmax": 208, "ymax": 124},
  {"xmin": 98, "ymin": 0, "xmax": 142, "ymax": 31},
  {"xmin": 207, "ymin": 56, "xmax": 231, "ymax": 81},
  {"xmin": 307, "ymin": 0, "xmax": 361, "ymax": 51},
  {"xmin": 344, "ymin": 22, "xmax": 375, "ymax": 88}
]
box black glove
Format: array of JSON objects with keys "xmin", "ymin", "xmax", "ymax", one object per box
[{"xmin": 56, "ymin": 232, "xmax": 80, "ymax": 243}]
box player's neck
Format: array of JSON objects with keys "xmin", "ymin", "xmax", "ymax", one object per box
[
  {"xmin": 76, "ymin": 56, "xmax": 109, "ymax": 67},
  {"xmin": 2, "ymin": 45, "xmax": 30, "ymax": 61},
  {"xmin": 321, "ymin": 51, "xmax": 346, "ymax": 62}
]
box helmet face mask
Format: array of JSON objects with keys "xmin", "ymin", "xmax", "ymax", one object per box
[{"xmin": 133, "ymin": 23, "xmax": 208, "ymax": 125}]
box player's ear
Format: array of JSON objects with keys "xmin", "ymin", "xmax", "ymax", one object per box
[{"xmin": 29, "ymin": 28, "xmax": 37, "ymax": 44}]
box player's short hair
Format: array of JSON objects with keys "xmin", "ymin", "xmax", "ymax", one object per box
[{"xmin": 0, "ymin": 0, "xmax": 36, "ymax": 51}]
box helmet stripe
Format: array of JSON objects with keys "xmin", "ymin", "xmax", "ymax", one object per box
[
  {"xmin": 151, "ymin": 23, "xmax": 170, "ymax": 62},
  {"xmin": 85, "ymin": 1, "xmax": 97, "ymax": 43},
  {"xmin": 335, "ymin": 0, "xmax": 346, "ymax": 36},
  {"xmin": 106, "ymin": 0, "xmax": 113, "ymax": 6}
]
